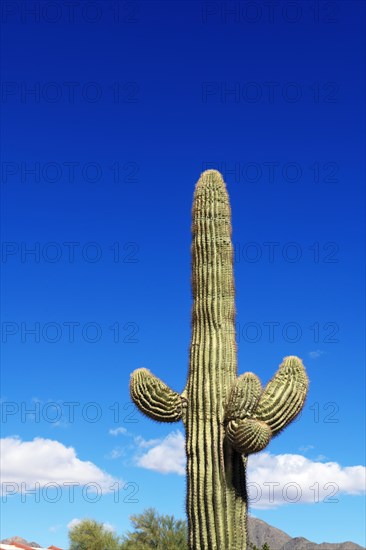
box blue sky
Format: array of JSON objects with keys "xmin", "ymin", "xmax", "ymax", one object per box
[{"xmin": 1, "ymin": 0, "xmax": 365, "ymax": 547}]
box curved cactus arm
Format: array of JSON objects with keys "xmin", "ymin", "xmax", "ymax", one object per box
[
  {"xmin": 226, "ymin": 418, "xmax": 272, "ymax": 455},
  {"xmin": 254, "ymin": 356, "xmax": 309, "ymax": 436},
  {"xmin": 225, "ymin": 372, "xmax": 262, "ymax": 421},
  {"xmin": 130, "ymin": 368, "xmax": 184, "ymax": 422}
]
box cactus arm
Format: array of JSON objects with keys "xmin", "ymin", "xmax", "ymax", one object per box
[
  {"xmin": 255, "ymin": 356, "xmax": 309, "ymax": 436},
  {"xmin": 224, "ymin": 373, "xmax": 270, "ymax": 455},
  {"xmin": 226, "ymin": 418, "xmax": 272, "ymax": 455},
  {"xmin": 224, "ymin": 357, "xmax": 308, "ymax": 454},
  {"xmin": 225, "ymin": 372, "xmax": 262, "ymax": 421},
  {"xmin": 130, "ymin": 368, "xmax": 184, "ymax": 422}
]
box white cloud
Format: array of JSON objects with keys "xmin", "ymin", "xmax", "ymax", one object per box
[
  {"xmin": 106, "ymin": 447, "xmax": 126, "ymax": 460},
  {"xmin": 134, "ymin": 430, "xmax": 366, "ymax": 507},
  {"xmin": 314, "ymin": 454, "xmax": 327, "ymax": 462},
  {"xmin": 134, "ymin": 435, "xmax": 163, "ymax": 449},
  {"xmin": 0, "ymin": 437, "xmax": 119, "ymax": 495},
  {"xmin": 136, "ymin": 431, "xmax": 185, "ymax": 475},
  {"xmin": 298, "ymin": 444, "xmax": 314, "ymax": 453},
  {"xmin": 109, "ymin": 427, "xmax": 127, "ymax": 436},
  {"xmin": 309, "ymin": 350, "xmax": 325, "ymax": 359},
  {"xmin": 247, "ymin": 452, "xmax": 366, "ymax": 509}
]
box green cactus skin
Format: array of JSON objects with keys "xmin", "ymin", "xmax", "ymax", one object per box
[
  {"xmin": 130, "ymin": 170, "xmax": 309, "ymax": 550},
  {"xmin": 130, "ymin": 368, "xmax": 184, "ymax": 422}
]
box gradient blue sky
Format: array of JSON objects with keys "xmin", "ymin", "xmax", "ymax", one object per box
[{"xmin": 1, "ymin": 0, "xmax": 365, "ymax": 547}]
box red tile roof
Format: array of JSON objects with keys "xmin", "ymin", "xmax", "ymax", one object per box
[{"xmin": 7, "ymin": 543, "xmax": 35, "ymax": 550}]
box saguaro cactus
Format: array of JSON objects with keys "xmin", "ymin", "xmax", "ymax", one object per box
[{"xmin": 130, "ymin": 170, "xmax": 309, "ymax": 550}]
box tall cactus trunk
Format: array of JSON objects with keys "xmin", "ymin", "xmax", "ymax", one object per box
[
  {"xmin": 186, "ymin": 172, "xmax": 247, "ymax": 548},
  {"xmin": 130, "ymin": 170, "xmax": 309, "ymax": 550}
]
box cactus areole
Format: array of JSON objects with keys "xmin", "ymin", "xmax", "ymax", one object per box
[{"xmin": 130, "ymin": 170, "xmax": 309, "ymax": 550}]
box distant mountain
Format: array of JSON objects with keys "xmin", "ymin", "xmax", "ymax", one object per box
[
  {"xmin": 248, "ymin": 517, "xmax": 365, "ymax": 550},
  {"xmin": 282, "ymin": 540, "xmax": 364, "ymax": 550},
  {"xmin": 248, "ymin": 516, "xmax": 291, "ymax": 548},
  {"xmin": 0, "ymin": 537, "xmax": 41, "ymax": 548}
]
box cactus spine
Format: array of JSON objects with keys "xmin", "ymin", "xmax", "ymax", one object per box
[{"xmin": 130, "ymin": 170, "xmax": 309, "ymax": 550}]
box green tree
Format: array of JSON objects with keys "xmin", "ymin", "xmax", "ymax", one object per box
[
  {"xmin": 120, "ymin": 508, "xmax": 188, "ymax": 550},
  {"xmin": 69, "ymin": 519, "xmax": 121, "ymax": 550}
]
